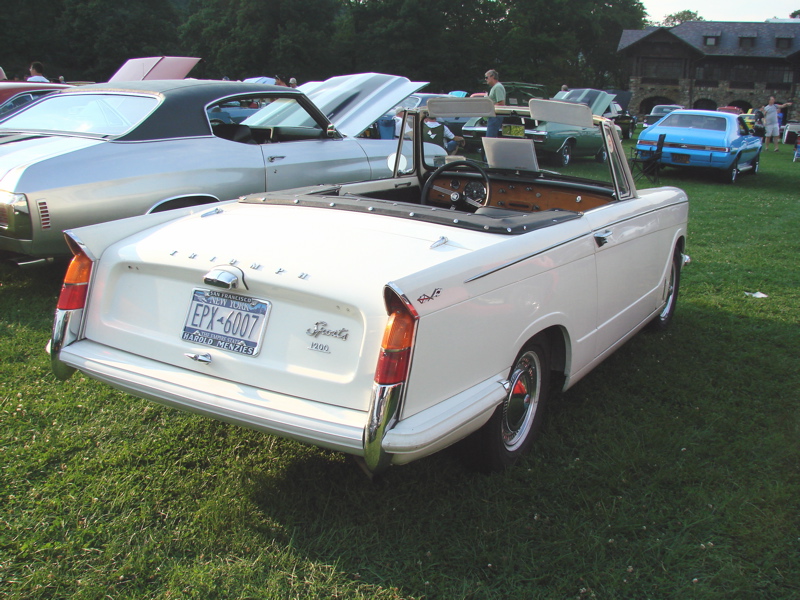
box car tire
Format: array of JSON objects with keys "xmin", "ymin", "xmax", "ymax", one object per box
[
  {"xmin": 475, "ymin": 339, "xmax": 551, "ymax": 472},
  {"xmin": 558, "ymin": 142, "xmax": 572, "ymax": 167},
  {"xmin": 595, "ymin": 147, "xmax": 607, "ymax": 163},
  {"xmin": 648, "ymin": 249, "xmax": 682, "ymax": 332},
  {"xmin": 728, "ymin": 161, "xmax": 739, "ymax": 184}
]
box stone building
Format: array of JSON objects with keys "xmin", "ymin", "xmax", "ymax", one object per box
[{"xmin": 617, "ymin": 20, "xmax": 800, "ymax": 117}]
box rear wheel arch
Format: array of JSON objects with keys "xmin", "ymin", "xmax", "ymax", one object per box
[
  {"xmin": 517, "ymin": 325, "xmax": 568, "ymax": 391},
  {"xmin": 647, "ymin": 242, "xmax": 685, "ymax": 332},
  {"xmin": 147, "ymin": 195, "xmax": 220, "ymax": 214}
]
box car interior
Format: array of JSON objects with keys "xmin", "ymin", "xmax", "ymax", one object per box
[{"xmin": 256, "ymin": 97, "xmax": 630, "ymax": 223}]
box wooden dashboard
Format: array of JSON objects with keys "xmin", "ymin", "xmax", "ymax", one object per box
[{"xmin": 426, "ymin": 175, "xmax": 612, "ymax": 213}]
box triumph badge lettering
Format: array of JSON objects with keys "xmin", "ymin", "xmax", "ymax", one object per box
[{"xmin": 182, "ymin": 289, "xmax": 271, "ymax": 357}]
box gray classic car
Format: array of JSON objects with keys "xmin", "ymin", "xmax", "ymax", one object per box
[{"xmin": 0, "ymin": 74, "xmax": 424, "ymax": 263}]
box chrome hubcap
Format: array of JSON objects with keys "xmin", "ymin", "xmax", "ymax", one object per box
[{"xmin": 501, "ymin": 352, "xmax": 541, "ymax": 451}]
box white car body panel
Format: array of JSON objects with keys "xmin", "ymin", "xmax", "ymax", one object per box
[{"xmin": 300, "ymin": 73, "xmax": 427, "ymax": 138}]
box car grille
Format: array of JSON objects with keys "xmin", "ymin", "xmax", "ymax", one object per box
[{"xmin": 38, "ymin": 200, "xmax": 51, "ymax": 229}]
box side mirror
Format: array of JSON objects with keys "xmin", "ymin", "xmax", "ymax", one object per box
[{"xmin": 326, "ymin": 124, "xmax": 338, "ymax": 138}]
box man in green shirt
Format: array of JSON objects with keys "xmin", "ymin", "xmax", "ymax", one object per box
[{"xmin": 485, "ymin": 69, "xmax": 506, "ymax": 138}]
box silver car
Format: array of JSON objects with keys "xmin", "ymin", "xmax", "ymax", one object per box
[{"xmin": 0, "ymin": 74, "xmax": 424, "ymax": 263}]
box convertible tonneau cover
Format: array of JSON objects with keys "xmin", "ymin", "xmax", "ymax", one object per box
[{"xmin": 239, "ymin": 193, "xmax": 582, "ymax": 235}]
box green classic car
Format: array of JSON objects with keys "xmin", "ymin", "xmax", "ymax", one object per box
[{"xmin": 460, "ymin": 91, "xmax": 613, "ymax": 167}]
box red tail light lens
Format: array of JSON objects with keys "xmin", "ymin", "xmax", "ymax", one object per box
[
  {"xmin": 57, "ymin": 248, "xmax": 93, "ymax": 310},
  {"xmin": 374, "ymin": 290, "xmax": 418, "ymax": 386}
]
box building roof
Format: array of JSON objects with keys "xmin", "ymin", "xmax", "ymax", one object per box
[{"xmin": 618, "ymin": 20, "xmax": 800, "ymax": 59}]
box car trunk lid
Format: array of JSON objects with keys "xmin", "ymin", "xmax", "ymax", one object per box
[
  {"xmin": 79, "ymin": 201, "xmax": 492, "ymax": 412},
  {"xmin": 0, "ymin": 134, "xmax": 103, "ymax": 186}
]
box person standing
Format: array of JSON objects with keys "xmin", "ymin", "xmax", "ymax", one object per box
[
  {"xmin": 27, "ymin": 62, "xmax": 48, "ymax": 82},
  {"xmin": 762, "ymin": 96, "xmax": 792, "ymax": 151},
  {"xmin": 484, "ymin": 69, "xmax": 506, "ymax": 138}
]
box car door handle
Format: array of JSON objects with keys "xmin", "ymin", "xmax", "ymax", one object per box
[
  {"xmin": 594, "ymin": 229, "xmax": 613, "ymax": 247},
  {"xmin": 267, "ymin": 155, "xmax": 285, "ymax": 163}
]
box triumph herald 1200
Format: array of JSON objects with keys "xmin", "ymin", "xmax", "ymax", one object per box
[{"xmin": 50, "ymin": 96, "xmax": 689, "ymax": 474}]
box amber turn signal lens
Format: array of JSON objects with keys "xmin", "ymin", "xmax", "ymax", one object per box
[{"xmin": 56, "ymin": 251, "xmax": 93, "ymax": 310}]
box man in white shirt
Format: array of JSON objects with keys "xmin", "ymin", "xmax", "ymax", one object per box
[{"xmin": 27, "ymin": 62, "xmax": 48, "ymax": 82}]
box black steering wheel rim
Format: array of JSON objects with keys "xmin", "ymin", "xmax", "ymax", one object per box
[{"xmin": 420, "ymin": 159, "xmax": 490, "ymax": 210}]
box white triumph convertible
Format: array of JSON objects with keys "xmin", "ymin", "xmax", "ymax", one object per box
[{"xmin": 50, "ymin": 97, "xmax": 689, "ymax": 474}]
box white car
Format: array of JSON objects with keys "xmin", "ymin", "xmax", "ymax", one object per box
[{"xmin": 50, "ymin": 98, "xmax": 689, "ymax": 474}]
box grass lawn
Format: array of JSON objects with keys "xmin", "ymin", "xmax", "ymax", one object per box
[{"xmin": 1, "ymin": 143, "xmax": 799, "ymax": 599}]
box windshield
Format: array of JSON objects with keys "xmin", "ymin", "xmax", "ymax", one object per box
[
  {"xmin": 440, "ymin": 108, "xmax": 620, "ymax": 189},
  {"xmin": 0, "ymin": 93, "xmax": 159, "ymax": 136},
  {"xmin": 654, "ymin": 106, "xmax": 679, "ymax": 116}
]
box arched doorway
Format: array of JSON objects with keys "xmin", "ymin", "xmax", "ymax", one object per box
[
  {"xmin": 693, "ymin": 98, "xmax": 716, "ymax": 111},
  {"xmin": 729, "ymin": 100, "xmax": 752, "ymax": 113},
  {"xmin": 639, "ymin": 96, "xmax": 676, "ymax": 115}
]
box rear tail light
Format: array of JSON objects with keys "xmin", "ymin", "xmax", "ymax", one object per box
[
  {"xmin": 374, "ymin": 289, "xmax": 418, "ymax": 385},
  {"xmin": 57, "ymin": 241, "xmax": 93, "ymax": 310}
]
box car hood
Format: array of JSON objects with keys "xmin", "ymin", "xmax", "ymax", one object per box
[
  {"xmin": 300, "ymin": 73, "xmax": 427, "ymax": 138},
  {"xmin": 108, "ymin": 57, "xmax": 201, "ymax": 82},
  {"xmin": 0, "ymin": 133, "xmax": 102, "ymax": 187},
  {"xmin": 552, "ymin": 89, "xmax": 616, "ymax": 117}
]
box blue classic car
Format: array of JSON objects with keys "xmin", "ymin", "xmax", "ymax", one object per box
[{"xmin": 635, "ymin": 109, "xmax": 762, "ymax": 183}]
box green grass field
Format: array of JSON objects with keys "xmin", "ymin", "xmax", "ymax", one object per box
[{"xmin": 2, "ymin": 144, "xmax": 799, "ymax": 599}]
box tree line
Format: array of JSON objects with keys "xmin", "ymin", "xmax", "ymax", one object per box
[{"xmin": 2, "ymin": 0, "xmax": 648, "ymax": 95}]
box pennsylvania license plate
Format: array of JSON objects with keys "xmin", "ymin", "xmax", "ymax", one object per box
[
  {"xmin": 182, "ymin": 289, "xmax": 271, "ymax": 356},
  {"xmin": 672, "ymin": 153, "xmax": 690, "ymax": 164},
  {"xmin": 502, "ymin": 123, "xmax": 525, "ymax": 138}
]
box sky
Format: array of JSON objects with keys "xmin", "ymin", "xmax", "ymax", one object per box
[{"xmin": 641, "ymin": 0, "xmax": 798, "ymax": 23}]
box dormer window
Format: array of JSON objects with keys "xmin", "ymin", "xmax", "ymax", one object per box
[
  {"xmin": 704, "ymin": 36, "xmax": 719, "ymax": 46},
  {"xmin": 776, "ymin": 36, "xmax": 793, "ymax": 50},
  {"xmin": 739, "ymin": 33, "xmax": 756, "ymax": 49}
]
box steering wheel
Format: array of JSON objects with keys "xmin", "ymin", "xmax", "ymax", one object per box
[{"xmin": 420, "ymin": 160, "xmax": 490, "ymax": 211}]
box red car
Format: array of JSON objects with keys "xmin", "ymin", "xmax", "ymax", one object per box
[{"xmin": 0, "ymin": 82, "xmax": 71, "ymax": 120}]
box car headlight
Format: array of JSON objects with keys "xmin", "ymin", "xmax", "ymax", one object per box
[{"xmin": 0, "ymin": 191, "xmax": 32, "ymax": 237}]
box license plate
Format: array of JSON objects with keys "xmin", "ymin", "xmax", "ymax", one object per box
[
  {"xmin": 502, "ymin": 123, "xmax": 525, "ymax": 138},
  {"xmin": 182, "ymin": 289, "xmax": 271, "ymax": 356},
  {"xmin": 672, "ymin": 153, "xmax": 690, "ymax": 164}
]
